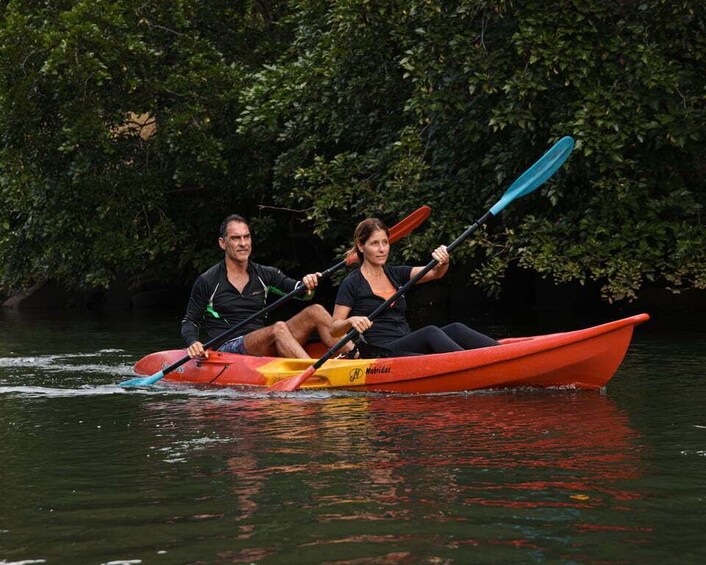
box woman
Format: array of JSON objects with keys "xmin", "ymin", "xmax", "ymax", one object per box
[{"xmin": 331, "ymin": 218, "xmax": 498, "ymax": 357}]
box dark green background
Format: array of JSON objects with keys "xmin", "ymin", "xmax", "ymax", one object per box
[{"xmin": 1, "ymin": 0, "xmax": 703, "ymax": 308}]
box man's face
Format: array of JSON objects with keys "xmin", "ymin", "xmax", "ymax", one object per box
[{"xmin": 219, "ymin": 221, "xmax": 251, "ymax": 264}]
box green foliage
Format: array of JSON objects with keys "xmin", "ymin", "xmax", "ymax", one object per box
[
  {"xmin": 0, "ymin": 0, "xmax": 291, "ymax": 291},
  {"xmin": 238, "ymin": 0, "xmax": 705, "ymax": 302},
  {"xmin": 1, "ymin": 0, "xmax": 704, "ymax": 302}
]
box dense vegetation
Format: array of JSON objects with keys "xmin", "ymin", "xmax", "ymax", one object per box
[{"xmin": 1, "ymin": 0, "xmax": 703, "ymax": 303}]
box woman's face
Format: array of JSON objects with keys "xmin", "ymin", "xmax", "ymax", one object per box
[{"xmin": 358, "ymin": 228, "xmax": 389, "ymax": 267}]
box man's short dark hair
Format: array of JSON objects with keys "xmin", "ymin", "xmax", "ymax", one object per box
[{"xmin": 219, "ymin": 214, "xmax": 249, "ymax": 239}]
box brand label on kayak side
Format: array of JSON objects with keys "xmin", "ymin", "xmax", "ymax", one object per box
[
  {"xmin": 365, "ymin": 365, "xmax": 391, "ymax": 375},
  {"xmin": 349, "ymin": 368, "xmax": 363, "ymax": 383},
  {"xmin": 162, "ymin": 362, "xmax": 185, "ymax": 374},
  {"xmin": 349, "ymin": 364, "xmax": 391, "ymax": 383}
]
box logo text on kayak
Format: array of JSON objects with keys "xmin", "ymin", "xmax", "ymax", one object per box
[{"xmin": 365, "ymin": 365, "xmax": 391, "ymax": 375}]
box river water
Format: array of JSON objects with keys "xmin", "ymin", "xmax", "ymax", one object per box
[{"xmin": 0, "ymin": 310, "xmax": 704, "ymax": 564}]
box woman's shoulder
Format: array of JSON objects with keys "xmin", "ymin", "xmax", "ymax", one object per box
[
  {"xmin": 336, "ymin": 267, "xmax": 364, "ymax": 304},
  {"xmin": 340, "ymin": 267, "xmax": 364, "ymax": 286},
  {"xmin": 385, "ymin": 264, "xmax": 412, "ymax": 282}
]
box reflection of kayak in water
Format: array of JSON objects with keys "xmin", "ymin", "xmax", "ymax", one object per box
[
  {"xmin": 133, "ymin": 314, "xmax": 649, "ymax": 393},
  {"xmin": 365, "ymin": 392, "xmax": 640, "ymax": 472},
  {"xmin": 361, "ymin": 393, "xmax": 645, "ymax": 513},
  {"xmin": 146, "ymin": 392, "xmax": 644, "ymax": 520}
]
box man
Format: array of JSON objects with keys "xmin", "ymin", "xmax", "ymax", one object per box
[{"xmin": 182, "ymin": 214, "xmax": 345, "ymax": 359}]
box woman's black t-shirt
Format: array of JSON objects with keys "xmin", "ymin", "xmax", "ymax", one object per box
[{"xmin": 335, "ymin": 265, "xmax": 413, "ymax": 345}]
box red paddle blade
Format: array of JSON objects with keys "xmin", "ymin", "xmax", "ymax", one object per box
[
  {"xmin": 344, "ymin": 205, "xmax": 431, "ymax": 266},
  {"xmin": 389, "ymin": 205, "xmax": 431, "ymax": 244},
  {"xmin": 269, "ymin": 366, "xmax": 317, "ymax": 392}
]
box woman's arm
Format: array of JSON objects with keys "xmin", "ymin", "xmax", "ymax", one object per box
[
  {"xmin": 411, "ymin": 245, "xmax": 450, "ymax": 283},
  {"xmin": 331, "ymin": 304, "xmax": 373, "ymax": 337}
]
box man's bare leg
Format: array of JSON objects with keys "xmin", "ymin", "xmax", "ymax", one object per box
[
  {"xmin": 243, "ymin": 305, "xmax": 352, "ymax": 358},
  {"xmin": 243, "ymin": 322, "xmax": 309, "ymax": 358},
  {"xmin": 286, "ymin": 304, "xmax": 354, "ymax": 353}
]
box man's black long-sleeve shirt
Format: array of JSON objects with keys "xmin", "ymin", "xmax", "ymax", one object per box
[{"xmin": 180, "ymin": 260, "xmax": 302, "ymax": 346}]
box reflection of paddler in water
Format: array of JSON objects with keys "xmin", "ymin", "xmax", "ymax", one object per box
[
  {"xmin": 266, "ymin": 398, "xmax": 406, "ymax": 509},
  {"xmin": 161, "ymin": 397, "xmax": 406, "ymax": 517}
]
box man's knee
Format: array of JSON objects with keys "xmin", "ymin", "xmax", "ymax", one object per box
[
  {"xmin": 302, "ymin": 303, "xmax": 331, "ymax": 321},
  {"xmin": 272, "ymin": 320, "xmax": 291, "ymax": 339}
]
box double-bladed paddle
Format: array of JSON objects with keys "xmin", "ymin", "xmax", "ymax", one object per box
[
  {"xmin": 270, "ymin": 136, "xmax": 575, "ymax": 392},
  {"xmin": 119, "ymin": 206, "xmax": 431, "ymax": 387}
]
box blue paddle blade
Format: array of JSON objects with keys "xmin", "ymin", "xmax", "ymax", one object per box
[
  {"xmin": 119, "ymin": 371, "xmax": 165, "ymax": 388},
  {"xmin": 490, "ymin": 136, "xmax": 575, "ymax": 216}
]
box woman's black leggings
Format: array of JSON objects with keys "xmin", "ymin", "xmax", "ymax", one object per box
[{"xmin": 383, "ymin": 323, "xmax": 499, "ymax": 355}]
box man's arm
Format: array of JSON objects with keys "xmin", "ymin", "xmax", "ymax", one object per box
[
  {"xmin": 180, "ymin": 277, "xmax": 209, "ymax": 347},
  {"xmin": 259, "ymin": 264, "xmax": 316, "ymax": 299}
]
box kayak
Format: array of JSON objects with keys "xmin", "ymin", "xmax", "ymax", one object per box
[{"xmin": 132, "ymin": 313, "xmax": 649, "ymax": 393}]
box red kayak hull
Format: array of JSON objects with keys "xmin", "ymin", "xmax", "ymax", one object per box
[{"xmin": 132, "ymin": 314, "xmax": 649, "ymax": 393}]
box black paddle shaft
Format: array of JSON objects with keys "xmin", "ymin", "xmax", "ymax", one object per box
[
  {"xmin": 312, "ymin": 211, "xmax": 495, "ymax": 369},
  {"xmin": 204, "ymin": 258, "xmax": 346, "ymax": 351}
]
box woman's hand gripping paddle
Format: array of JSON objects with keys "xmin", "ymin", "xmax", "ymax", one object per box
[
  {"xmin": 119, "ymin": 206, "xmax": 431, "ymax": 388},
  {"xmin": 271, "ymin": 136, "xmax": 575, "ymax": 392}
]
